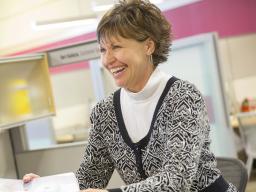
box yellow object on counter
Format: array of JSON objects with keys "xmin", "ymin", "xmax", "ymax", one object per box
[{"xmin": 9, "ymin": 79, "xmax": 32, "ymax": 116}]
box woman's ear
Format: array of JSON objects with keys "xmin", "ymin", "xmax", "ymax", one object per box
[{"xmin": 145, "ymin": 38, "xmax": 155, "ymax": 55}]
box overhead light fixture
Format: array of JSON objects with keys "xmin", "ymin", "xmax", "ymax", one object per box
[{"xmin": 32, "ymin": 15, "xmax": 98, "ymax": 31}]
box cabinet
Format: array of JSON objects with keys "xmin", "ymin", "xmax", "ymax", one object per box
[{"xmin": 0, "ymin": 54, "xmax": 55, "ymax": 129}]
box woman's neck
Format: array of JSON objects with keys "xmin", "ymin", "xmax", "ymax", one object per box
[{"xmin": 126, "ymin": 65, "xmax": 155, "ymax": 93}]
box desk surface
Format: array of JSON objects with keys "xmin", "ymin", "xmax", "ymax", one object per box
[
  {"xmin": 236, "ymin": 111, "xmax": 256, "ymax": 117},
  {"xmin": 235, "ymin": 111, "xmax": 256, "ymax": 127},
  {"xmin": 231, "ymin": 112, "xmax": 256, "ymax": 128}
]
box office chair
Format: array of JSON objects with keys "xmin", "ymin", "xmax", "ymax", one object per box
[{"xmin": 216, "ymin": 157, "xmax": 248, "ymax": 192}]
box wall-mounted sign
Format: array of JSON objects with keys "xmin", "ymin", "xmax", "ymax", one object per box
[{"xmin": 47, "ymin": 40, "xmax": 100, "ymax": 67}]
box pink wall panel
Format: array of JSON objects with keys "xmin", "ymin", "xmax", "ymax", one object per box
[{"xmin": 164, "ymin": 0, "xmax": 256, "ymax": 39}]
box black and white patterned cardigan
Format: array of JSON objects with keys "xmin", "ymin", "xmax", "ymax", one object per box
[{"xmin": 76, "ymin": 77, "xmax": 238, "ymax": 192}]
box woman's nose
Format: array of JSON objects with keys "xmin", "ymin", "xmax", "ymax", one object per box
[{"xmin": 103, "ymin": 50, "xmax": 115, "ymax": 66}]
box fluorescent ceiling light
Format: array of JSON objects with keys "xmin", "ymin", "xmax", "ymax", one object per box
[{"xmin": 33, "ymin": 15, "xmax": 98, "ymax": 31}]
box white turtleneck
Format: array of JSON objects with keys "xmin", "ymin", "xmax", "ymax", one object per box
[{"xmin": 120, "ymin": 68, "xmax": 171, "ymax": 143}]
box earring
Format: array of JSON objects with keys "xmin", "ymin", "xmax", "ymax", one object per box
[{"xmin": 149, "ymin": 54, "xmax": 153, "ymax": 64}]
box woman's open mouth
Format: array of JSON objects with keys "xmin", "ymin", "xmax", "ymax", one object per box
[{"xmin": 110, "ymin": 66, "xmax": 126, "ymax": 76}]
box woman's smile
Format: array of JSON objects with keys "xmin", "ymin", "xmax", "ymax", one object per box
[{"xmin": 110, "ymin": 66, "xmax": 126, "ymax": 77}]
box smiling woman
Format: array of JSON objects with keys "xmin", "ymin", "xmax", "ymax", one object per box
[
  {"xmin": 23, "ymin": 1, "xmax": 239, "ymax": 192},
  {"xmin": 96, "ymin": 0, "xmax": 170, "ymax": 93}
]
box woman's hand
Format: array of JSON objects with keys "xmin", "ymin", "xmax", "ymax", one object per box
[
  {"xmin": 81, "ymin": 189, "xmax": 108, "ymax": 192},
  {"xmin": 23, "ymin": 173, "xmax": 40, "ymax": 183}
]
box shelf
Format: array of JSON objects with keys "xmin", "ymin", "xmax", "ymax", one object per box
[{"xmin": 0, "ymin": 54, "xmax": 55, "ymax": 129}]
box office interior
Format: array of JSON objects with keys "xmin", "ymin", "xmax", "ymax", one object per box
[{"xmin": 0, "ymin": 0, "xmax": 256, "ymax": 191}]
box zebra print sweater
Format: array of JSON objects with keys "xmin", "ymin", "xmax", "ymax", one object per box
[{"xmin": 76, "ymin": 77, "xmax": 238, "ymax": 192}]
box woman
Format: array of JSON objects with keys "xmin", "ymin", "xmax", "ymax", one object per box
[{"xmin": 24, "ymin": 0, "xmax": 238, "ymax": 192}]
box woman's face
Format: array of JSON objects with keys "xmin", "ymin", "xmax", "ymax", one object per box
[{"xmin": 100, "ymin": 36, "xmax": 155, "ymax": 92}]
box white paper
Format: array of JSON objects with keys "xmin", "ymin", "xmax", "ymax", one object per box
[
  {"xmin": 0, "ymin": 178, "xmax": 23, "ymax": 192},
  {"xmin": 0, "ymin": 172, "xmax": 79, "ymax": 192}
]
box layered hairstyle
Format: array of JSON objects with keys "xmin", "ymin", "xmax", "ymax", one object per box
[{"xmin": 96, "ymin": 0, "xmax": 172, "ymax": 67}]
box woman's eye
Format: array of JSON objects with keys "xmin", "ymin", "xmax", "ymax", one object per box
[
  {"xmin": 112, "ymin": 45, "xmax": 121, "ymax": 49},
  {"xmin": 99, "ymin": 48, "xmax": 106, "ymax": 53}
]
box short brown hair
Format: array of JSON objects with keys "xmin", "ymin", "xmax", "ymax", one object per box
[{"xmin": 96, "ymin": 0, "xmax": 172, "ymax": 67}]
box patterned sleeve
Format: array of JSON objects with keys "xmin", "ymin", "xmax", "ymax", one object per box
[
  {"xmin": 113, "ymin": 83, "xmax": 210, "ymax": 192},
  {"xmin": 76, "ymin": 104, "xmax": 115, "ymax": 190}
]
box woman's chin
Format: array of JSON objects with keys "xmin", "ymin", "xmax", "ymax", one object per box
[{"xmin": 114, "ymin": 80, "xmax": 125, "ymax": 88}]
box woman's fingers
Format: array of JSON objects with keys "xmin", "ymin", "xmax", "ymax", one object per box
[{"xmin": 23, "ymin": 173, "xmax": 40, "ymax": 183}]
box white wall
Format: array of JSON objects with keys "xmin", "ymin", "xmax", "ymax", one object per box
[
  {"xmin": 219, "ymin": 33, "xmax": 256, "ymax": 112},
  {"xmin": 233, "ymin": 77, "xmax": 256, "ymax": 102}
]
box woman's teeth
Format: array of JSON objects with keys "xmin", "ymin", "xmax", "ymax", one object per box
[{"xmin": 111, "ymin": 67, "xmax": 125, "ymax": 74}]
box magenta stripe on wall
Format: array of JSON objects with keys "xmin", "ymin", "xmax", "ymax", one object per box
[
  {"xmin": 7, "ymin": 32, "xmax": 96, "ymax": 57},
  {"xmin": 4, "ymin": 0, "xmax": 256, "ymax": 73},
  {"xmin": 164, "ymin": 0, "xmax": 256, "ymax": 40},
  {"xmin": 49, "ymin": 61, "xmax": 90, "ymax": 74}
]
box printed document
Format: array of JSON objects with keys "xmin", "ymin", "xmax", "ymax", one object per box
[{"xmin": 0, "ymin": 172, "xmax": 79, "ymax": 192}]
